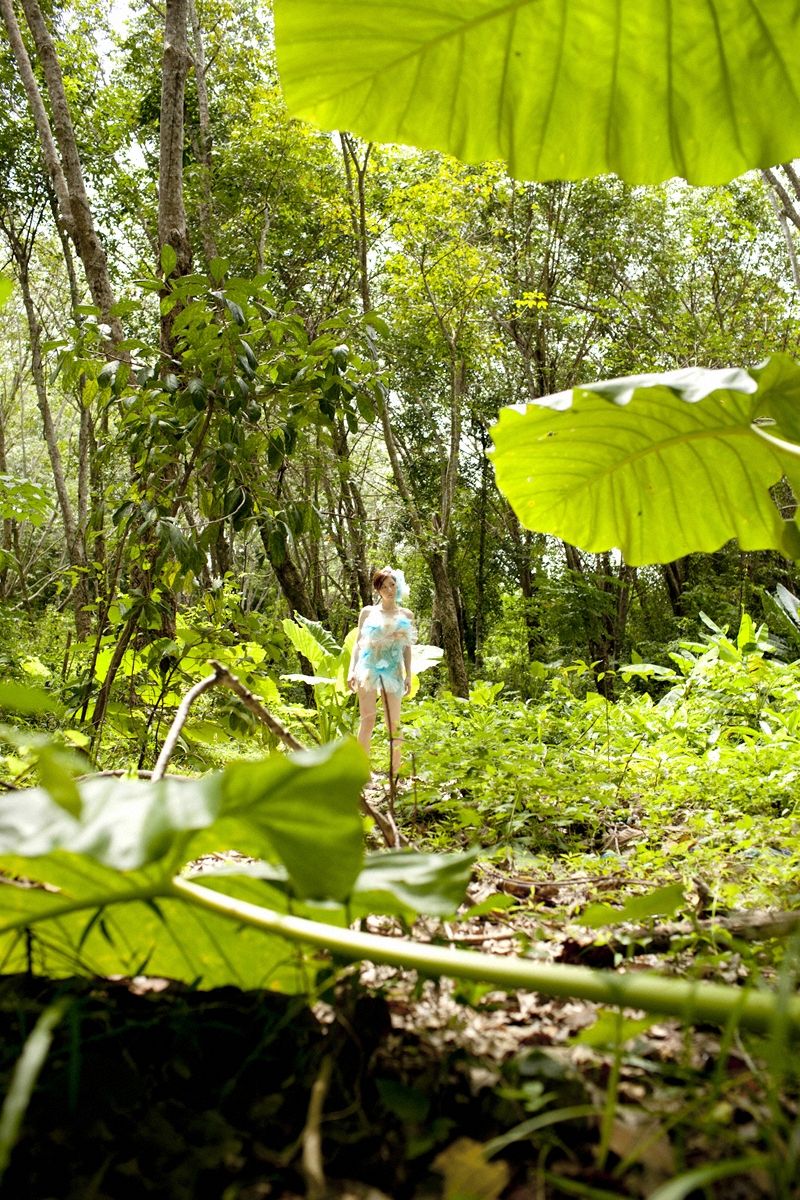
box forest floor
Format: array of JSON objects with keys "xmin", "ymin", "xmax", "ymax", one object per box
[
  {"xmin": 1, "ymin": 838, "xmax": 796, "ymax": 1200},
  {"xmin": 3, "ymin": 634, "xmax": 800, "ymax": 1200}
]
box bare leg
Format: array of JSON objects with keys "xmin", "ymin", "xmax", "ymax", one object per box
[
  {"xmin": 356, "ymin": 687, "xmax": 377, "ymax": 757},
  {"xmin": 380, "ymin": 688, "xmax": 403, "ymax": 776}
]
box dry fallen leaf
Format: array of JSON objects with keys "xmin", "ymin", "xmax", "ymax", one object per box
[{"xmin": 433, "ymin": 1137, "xmax": 510, "ymax": 1200}]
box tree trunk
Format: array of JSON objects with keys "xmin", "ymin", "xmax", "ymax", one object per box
[
  {"xmin": 127, "ymin": 0, "xmax": 192, "ymax": 644},
  {"xmin": 340, "ymin": 134, "xmax": 372, "ymax": 313},
  {"xmin": 501, "ymin": 504, "xmax": 543, "ymax": 657},
  {"xmin": 429, "ymin": 552, "xmax": 469, "ymax": 695},
  {"xmin": 662, "ymin": 557, "xmax": 689, "ymax": 617},
  {"xmin": 331, "ymin": 420, "xmax": 371, "ymax": 606},
  {"xmin": 341, "ymin": 133, "xmax": 469, "ymax": 693},
  {"xmin": 187, "ymin": 0, "xmax": 217, "ymax": 264},
  {"xmin": 6, "ymin": 223, "xmax": 91, "ymax": 636},
  {"xmin": 258, "ymin": 522, "xmax": 320, "ymax": 619},
  {"xmin": 613, "ymin": 563, "xmax": 635, "ymax": 662},
  {"xmin": 11, "ymin": 523, "xmax": 33, "ymax": 616},
  {"xmin": 582, "ymin": 556, "xmax": 636, "ymax": 699},
  {"xmin": 210, "ymin": 520, "xmax": 233, "ymax": 579},
  {"xmin": 159, "ymin": 0, "xmax": 192, "ymax": 352},
  {"xmin": 440, "ymin": 356, "xmax": 464, "ymax": 534},
  {"xmin": 0, "ymin": 0, "xmax": 73, "ymax": 239},
  {"xmin": 320, "ymin": 459, "xmax": 361, "ymax": 613},
  {"xmin": 563, "ymin": 541, "xmax": 583, "ymax": 574},
  {"xmin": 377, "ymin": 385, "xmax": 468, "ymax": 693},
  {"xmin": 15, "ymin": 0, "xmax": 122, "ymax": 341},
  {"xmin": 763, "ymin": 173, "xmax": 800, "ymax": 292},
  {"xmin": 471, "ymin": 431, "xmax": 491, "ymax": 665},
  {"xmin": 0, "ymin": 394, "xmax": 12, "ymax": 599}
]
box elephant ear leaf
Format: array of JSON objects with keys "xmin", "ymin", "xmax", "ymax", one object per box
[
  {"xmin": 273, "ymin": 0, "xmax": 800, "ymax": 186},
  {"xmin": 490, "ymin": 354, "xmax": 800, "ymax": 567}
]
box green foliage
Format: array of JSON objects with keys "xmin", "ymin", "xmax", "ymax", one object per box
[
  {"xmin": 274, "ymin": 1, "xmax": 800, "ymax": 184},
  {"xmin": 7, "ymin": 20, "xmax": 800, "ymax": 1180},
  {"xmin": 2, "ymin": 611, "xmax": 798, "ymax": 1032},
  {"xmin": 0, "ymin": 681, "xmax": 63, "ymax": 717},
  {"xmin": 402, "ymin": 614, "xmax": 800, "ymax": 913},
  {"xmin": 281, "ymin": 614, "xmax": 357, "ymax": 741},
  {"xmin": 762, "ymin": 583, "xmax": 800, "ymax": 658},
  {"xmin": 0, "ymin": 734, "xmax": 487, "ymax": 994},
  {"xmin": 0, "ymin": 476, "xmax": 50, "ymax": 526},
  {"xmin": 70, "ymin": 600, "xmax": 285, "ymax": 767},
  {"xmin": 0, "ymin": 739, "xmax": 360, "ymax": 989},
  {"xmin": 0, "ymin": 740, "xmax": 365, "ymax": 884},
  {"xmin": 491, "ymin": 355, "xmax": 800, "ymax": 565},
  {"xmin": 579, "ymin": 883, "xmax": 686, "ymax": 929}
]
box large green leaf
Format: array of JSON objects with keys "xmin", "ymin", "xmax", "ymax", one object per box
[
  {"xmin": 0, "ymin": 741, "xmax": 368, "ymax": 892},
  {"xmin": 350, "ymin": 848, "xmax": 476, "ymax": 918},
  {"xmin": 490, "ymin": 354, "xmax": 800, "ymax": 565},
  {"xmin": 281, "ymin": 619, "xmax": 326, "ymax": 670},
  {"xmin": 0, "ymin": 775, "xmax": 219, "ymax": 870},
  {"xmin": 274, "ymin": 0, "xmax": 800, "ymax": 185},
  {"xmin": 214, "ymin": 741, "xmax": 368, "ymax": 901},
  {"xmin": 0, "ymin": 740, "xmax": 369, "ymax": 988},
  {"xmin": 0, "ymin": 853, "xmax": 311, "ymax": 991}
]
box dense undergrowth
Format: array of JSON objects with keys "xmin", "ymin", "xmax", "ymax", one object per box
[
  {"xmin": 1, "ymin": 608, "xmax": 800, "ymax": 1197},
  {"xmin": 399, "ymin": 615, "xmax": 800, "ymax": 918}
]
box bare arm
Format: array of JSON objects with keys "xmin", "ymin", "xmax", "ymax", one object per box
[{"xmin": 403, "ymin": 609, "xmax": 414, "ymax": 695}]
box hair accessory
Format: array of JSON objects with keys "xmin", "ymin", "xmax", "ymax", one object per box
[
  {"xmin": 379, "ymin": 565, "xmax": 408, "ymax": 603},
  {"xmin": 392, "ymin": 568, "xmax": 408, "ymax": 603}
]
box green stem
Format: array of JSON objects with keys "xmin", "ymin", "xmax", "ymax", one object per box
[
  {"xmin": 0, "ymin": 998, "xmax": 69, "ymax": 1180},
  {"xmin": 171, "ymin": 877, "xmax": 800, "ymax": 1036},
  {"xmin": 597, "ymin": 1010, "xmax": 624, "ymax": 1169}
]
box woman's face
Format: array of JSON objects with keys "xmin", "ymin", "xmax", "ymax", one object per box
[{"xmin": 379, "ymin": 575, "xmax": 397, "ymax": 602}]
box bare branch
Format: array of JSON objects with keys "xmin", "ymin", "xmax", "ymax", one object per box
[
  {"xmin": 210, "ymin": 660, "xmax": 305, "ymax": 750},
  {"xmin": 762, "ymin": 168, "xmax": 800, "ymax": 232},
  {"xmin": 152, "ymin": 669, "xmax": 222, "ymax": 780}
]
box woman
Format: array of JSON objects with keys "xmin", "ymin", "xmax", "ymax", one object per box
[{"xmin": 348, "ymin": 566, "xmax": 415, "ymax": 775}]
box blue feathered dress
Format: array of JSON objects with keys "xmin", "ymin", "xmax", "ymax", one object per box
[{"xmin": 354, "ymin": 609, "xmax": 414, "ymax": 696}]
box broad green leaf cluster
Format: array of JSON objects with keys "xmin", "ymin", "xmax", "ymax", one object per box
[
  {"xmin": 275, "ymin": 1, "xmax": 800, "ymax": 185},
  {"xmin": 491, "ymin": 355, "xmax": 800, "ymax": 565},
  {"xmin": 0, "ymin": 738, "xmax": 475, "ymax": 990}
]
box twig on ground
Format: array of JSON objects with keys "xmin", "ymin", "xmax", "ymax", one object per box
[
  {"xmin": 442, "ymin": 931, "xmax": 518, "ymax": 945},
  {"xmin": 625, "ymin": 909, "xmax": 800, "ymax": 948},
  {"xmin": 558, "ymin": 908, "xmax": 800, "ymax": 964},
  {"xmin": 482, "ymin": 867, "xmax": 674, "ymax": 894},
  {"xmin": 360, "ymin": 792, "xmax": 404, "ymax": 848},
  {"xmin": 436, "ymin": 909, "xmax": 800, "ymax": 952}
]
